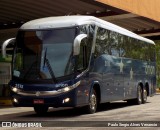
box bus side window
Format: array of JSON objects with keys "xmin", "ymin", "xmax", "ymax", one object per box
[{"xmin": 77, "ymin": 38, "xmax": 88, "ymax": 72}]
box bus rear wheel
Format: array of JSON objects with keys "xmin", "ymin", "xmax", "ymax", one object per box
[
  {"xmin": 135, "ymin": 86, "xmax": 142, "ymax": 105},
  {"xmin": 85, "ymin": 89, "xmax": 97, "ymax": 114},
  {"xmin": 34, "ymin": 106, "xmax": 48, "ymax": 115},
  {"xmin": 142, "ymin": 87, "xmax": 147, "ymax": 104}
]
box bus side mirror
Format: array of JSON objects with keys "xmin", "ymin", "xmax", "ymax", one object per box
[
  {"xmin": 73, "ymin": 34, "xmax": 87, "ymax": 56},
  {"xmin": 2, "ymin": 38, "xmax": 15, "ymax": 58}
]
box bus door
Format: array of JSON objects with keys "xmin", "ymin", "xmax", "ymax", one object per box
[{"xmin": 76, "ymin": 38, "xmax": 91, "ymax": 105}]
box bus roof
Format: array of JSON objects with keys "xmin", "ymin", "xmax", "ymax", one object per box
[{"xmin": 20, "ymin": 16, "xmax": 155, "ymax": 45}]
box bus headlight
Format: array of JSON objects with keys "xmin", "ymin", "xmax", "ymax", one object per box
[
  {"xmin": 11, "ymin": 86, "xmax": 19, "ymax": 93},
  {"xmin": 57, "ymin": 86, "xmax": 72, "ymax": 93},
  {"xmin": 63, "ymin": 87, "xmax": 70, "ymax": 92},
  {"xmin": 57, "ymin": 81, "xmax": 81, "ymax": 93}
]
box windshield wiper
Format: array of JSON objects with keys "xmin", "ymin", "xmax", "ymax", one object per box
[
  {"xmin": 23, "ymin": 60, "xmax": 37, "ymax": 79},
  {"xmin": 43, "ymin": 48, "xmax": 47, "ymax": 69},
  {"xmin": 43, "ymin": 48, "xmax": 58, "ymax": 83}
]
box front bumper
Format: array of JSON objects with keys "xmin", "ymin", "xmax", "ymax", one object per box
[{"xmin": 12, "ymin": 89, "xmax": 77, "ymax": 107}]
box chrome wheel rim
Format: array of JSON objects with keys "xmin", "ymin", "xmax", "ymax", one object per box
[
  {"xmin": 138, "ymin": 88, "xmax": 142, "ymax": 103},
  {"xmin": 89, "ymin": 94, "xmax": 97, "ymax": 110},
  {"xmin": 143, "ymin": 89, "xmax": 147, "ymax": 101}
]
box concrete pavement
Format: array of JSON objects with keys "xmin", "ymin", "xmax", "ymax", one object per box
[{"xmin": 0, "ymin": 107, "xmax": 33, "ymax": 116}]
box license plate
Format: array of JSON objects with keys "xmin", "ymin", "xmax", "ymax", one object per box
[{"xmin": 33, "ymin": 99, "xmax": 44, "ymax": 104}]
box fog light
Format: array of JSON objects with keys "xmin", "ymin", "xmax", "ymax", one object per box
[
  {"xmin": 62, "ymin": 98, "xmax": 70, "ymax": 103},
  {"xmin": 13, "ymin": 98, "xmax": 18, "ymax": 103}
]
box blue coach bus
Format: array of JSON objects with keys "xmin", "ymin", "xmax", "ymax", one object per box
[{"xmin": 8, "ymin": 16, "xmax": 156, "ymax": 115}]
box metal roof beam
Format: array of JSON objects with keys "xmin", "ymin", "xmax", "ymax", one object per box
[
  {"xmin": 140, "ymin": 32, "xmax": 160, "ymax": 37},
  {"xmin": 100, "ymin": 13, "xmax": 139, "ymax": 21},
  {"xmin": 134, "ymin": 29, "xmax": 160, "ymax": 35}
]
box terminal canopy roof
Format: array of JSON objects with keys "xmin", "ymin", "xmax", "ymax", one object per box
[
  {"xmin": 96, "ymin": 0, "xmax": 160, "ymax": 22},
  {"xmin": 0, "ymin": 0, "xmax": 160, "ymax": 40}
]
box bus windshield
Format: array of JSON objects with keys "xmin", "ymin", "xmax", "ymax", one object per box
[{"xmin": 13, "ymin": 28, "xmax": 76, "ymax": 82}]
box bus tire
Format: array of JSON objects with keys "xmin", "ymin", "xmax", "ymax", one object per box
[
  {"xmin": 85, "ymin": 89, "xmax": 97, "ymax": 114},
  {"xmin": 34, "ymin": 106, "xmax": 48, "ymax": 115},
  {"xmin": 135, "ymin": 85, "xmax": 142, "ymax": 105},
  {"xmin": 142, "ymin": 87, "xmax": 147, "ymax": 104}
]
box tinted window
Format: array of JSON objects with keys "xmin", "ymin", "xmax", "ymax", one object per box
[{"xmin": 95, "ymin": 27, "xmax": 155, "ymax": 62}]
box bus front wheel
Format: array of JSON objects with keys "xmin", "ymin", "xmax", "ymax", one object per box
[
  {"xmin": 85, "ymin": 89, "xmax": 97, "ymax": 114},
  {"xmin": 34, "ymin": 106, "xmax": 48, "ymax": 115}
]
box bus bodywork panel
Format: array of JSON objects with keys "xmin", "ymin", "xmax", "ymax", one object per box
[
  {"xmin": 10, "ymin": 78, "xmax": 91, "ymax": 107},
  {"xmin": 92, "ymin": 54, "xmax": 156, "ymax": 103},
  {"xmin": 10, "ymin": 54, "xmax": 156, "ymax": 107}
]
